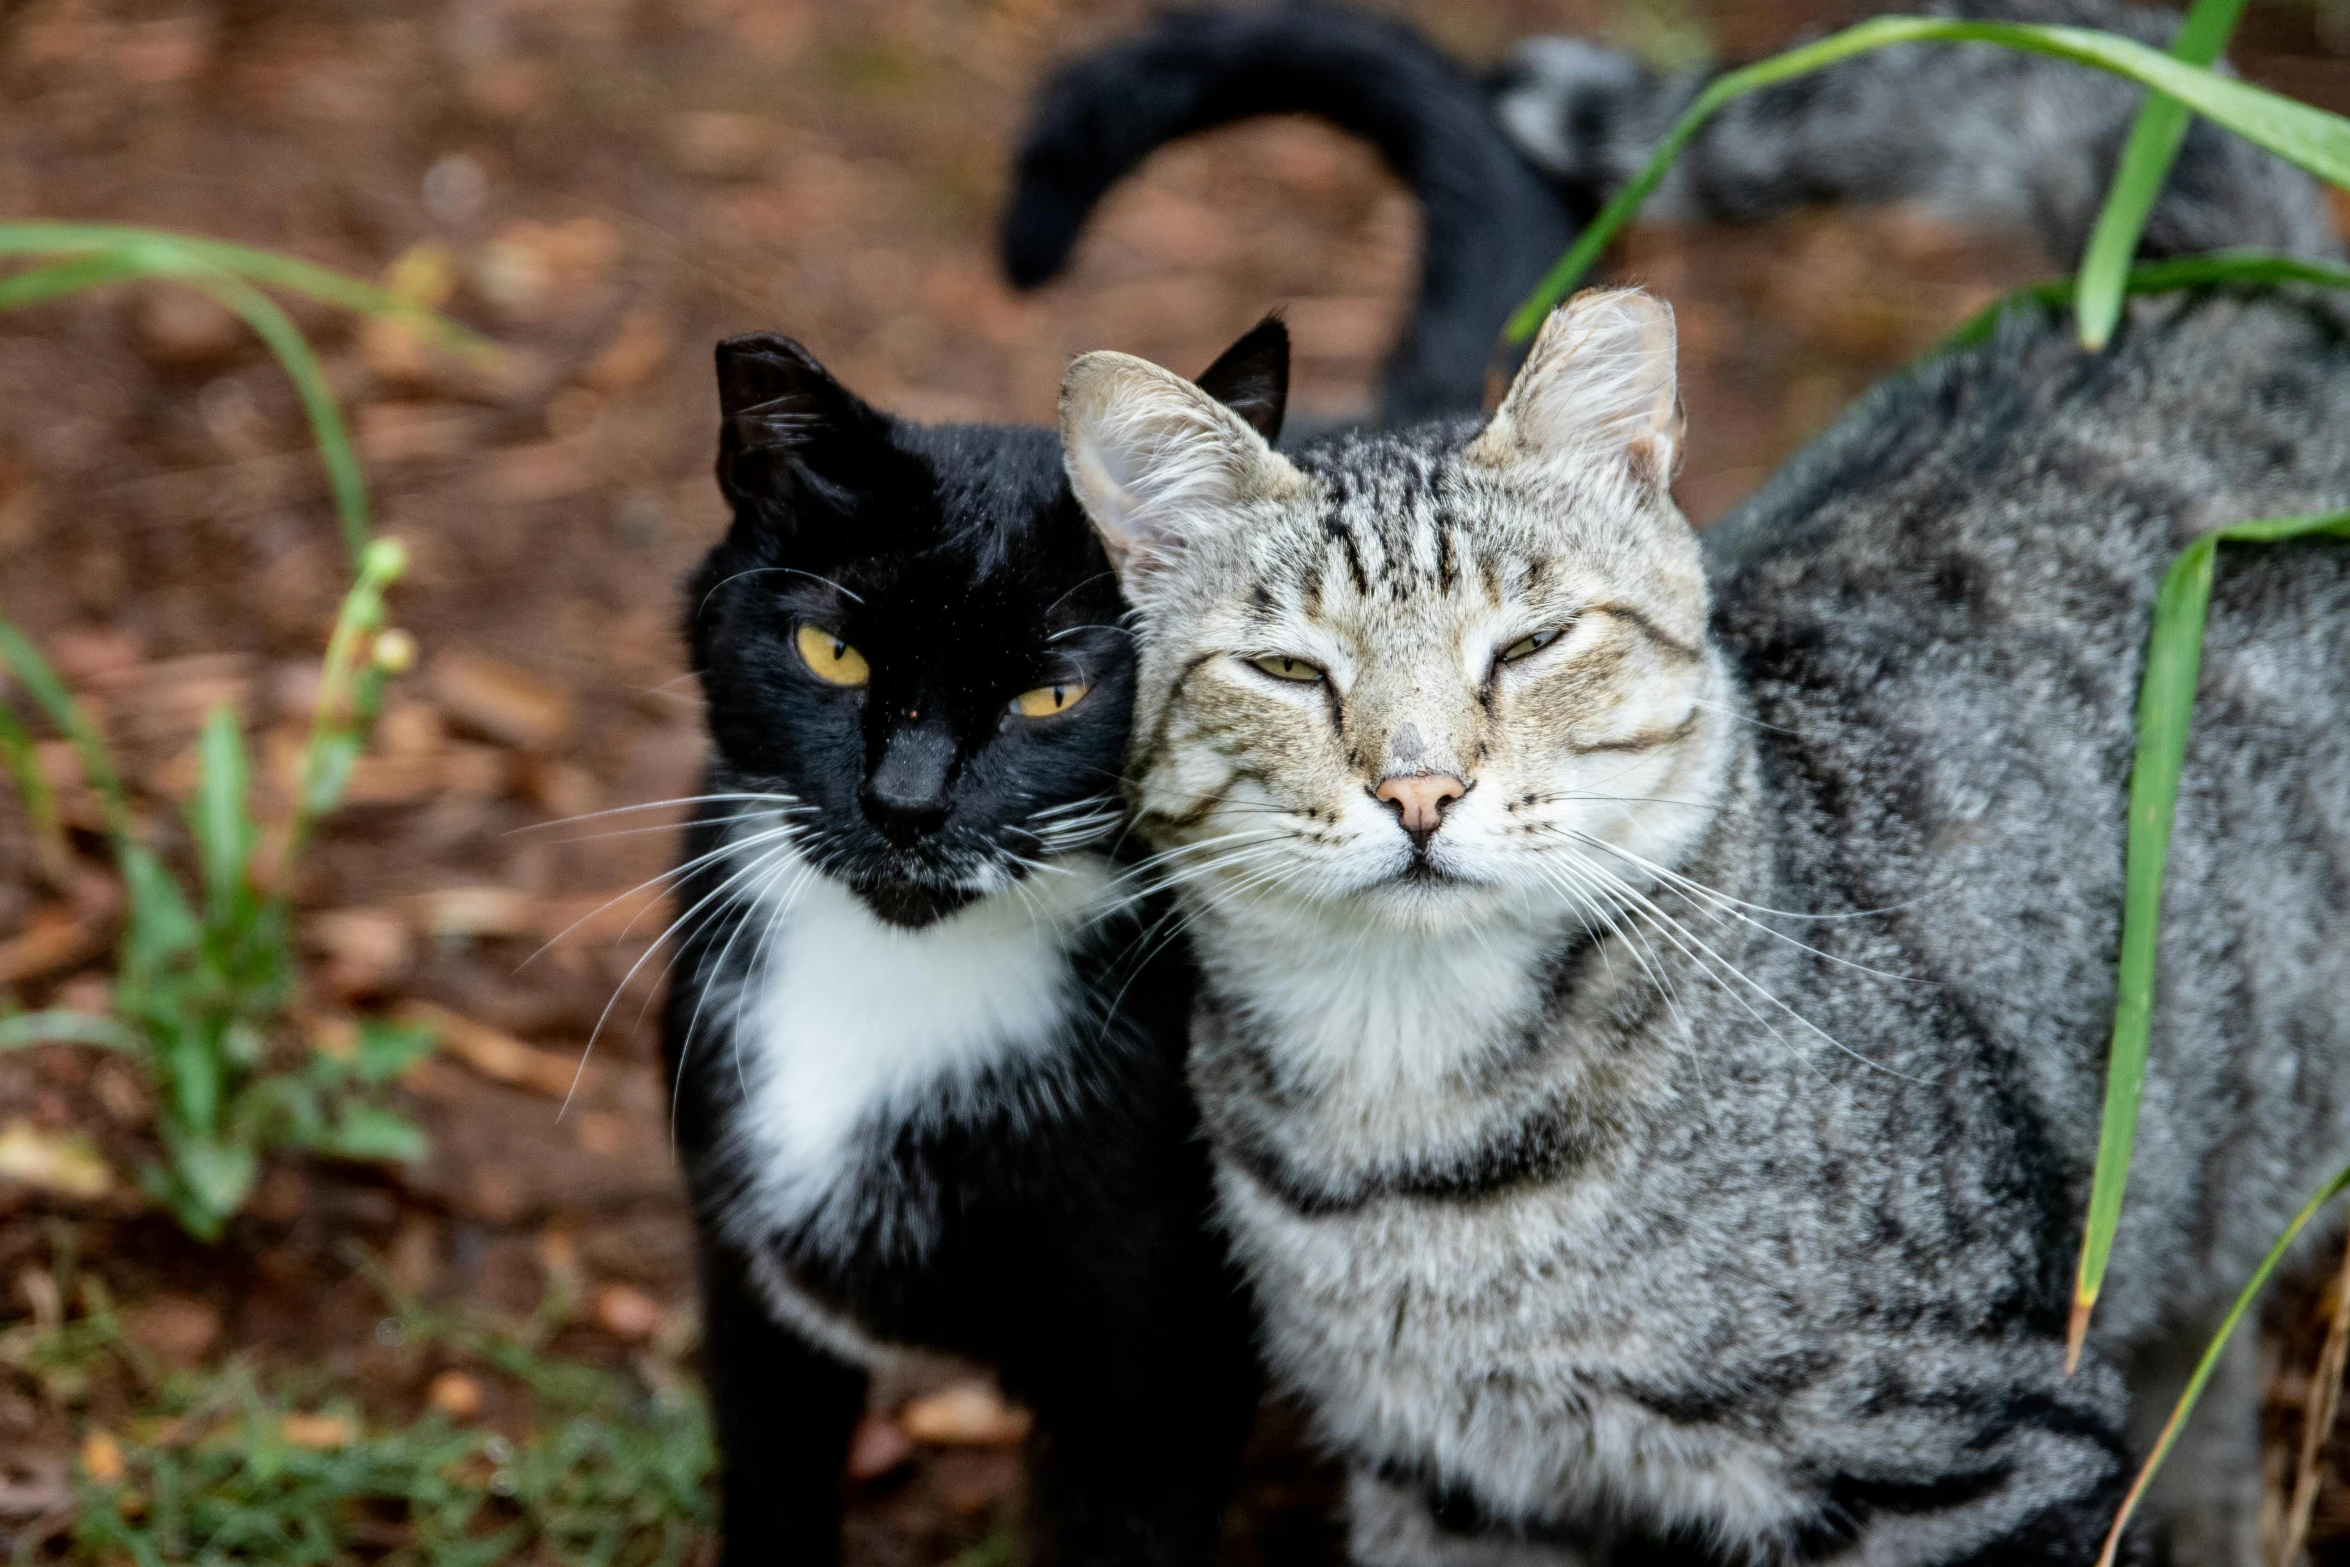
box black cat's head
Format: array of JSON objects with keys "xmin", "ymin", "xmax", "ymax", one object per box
[{"xmin": 686, "ymin": 319, "xmax": 1288, "ymax": 929}]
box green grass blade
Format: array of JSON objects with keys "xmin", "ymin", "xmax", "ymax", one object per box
[
  {"xmin": 2070, "ymin": 508, "xmax": 2350, "ymax": 1368},
  {"xmin": 0, "ymin": 1010, "xmax": 143, "ymax": 1051},
  {"xmin": 2094, "ymin": 1157, "xmax": 2350, "ymax": 1566},
  {"xmin": 1934, "ymin": 249, "xmax": 2350, "ymax": 354},
  {"xmin": 1505, "ymin": 15, "xmax": 2350, "ymax": 341},
  {"xmin": 0, "ymin": 253, "xmax": 153, "ymax": 312},
  {"xmin": 0, "ymin": 702, "xmax": 71, "ymax": 886},
  {"xmin": 180, "ymin": 269, "xmax": 369, "ymax": 563},
  {"xmin": 191, "ymin": 706, "xmax": 253, "ymax": 923},
  {"xmin": 0, "ymin": 613, "xmax": 134, "ymax": 845},
  {"xmin": 2073, "ymin": 0, "xmax": 2246, "ymax": 351},
  {"xmin": 0, "ymin": 222, "xmax": 491, "ymax": 357}
]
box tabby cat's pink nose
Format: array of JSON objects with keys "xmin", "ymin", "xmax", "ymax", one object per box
[{"xmin": 1374, "ymin": 773, "xmax": 1467, "ymax": 847}]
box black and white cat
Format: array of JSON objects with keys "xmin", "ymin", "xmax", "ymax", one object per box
[{"xmin": 664, "ymin": 320, "xmax": 1289, "ymax": 1566}]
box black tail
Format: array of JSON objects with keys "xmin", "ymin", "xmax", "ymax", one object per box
[{"xmin": 1002, "ymin": 2, "xmax": 1575, "ymax": 424}]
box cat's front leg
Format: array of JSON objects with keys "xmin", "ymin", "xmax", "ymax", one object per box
[
  {"xmin": 1342, "ymin": 1470, "xmax": 1599, "ymax": 1567},
  {"xmin": 1012, "ymin": 1306, "xmax": 1260, "ymax": 1567},
  {"xmin": 698, "ymin": 1243, "xmax": 869, "ymax": 1567}
]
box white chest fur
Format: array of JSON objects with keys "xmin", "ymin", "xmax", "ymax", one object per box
[{"xmin": 714, "ymin": 845, "xmax": 1120, "ymax": 1253}]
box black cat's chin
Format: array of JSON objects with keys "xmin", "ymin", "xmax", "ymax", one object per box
[{"xmin": 851, "ymin": 872, "xmax": 982, "ymax": 929}]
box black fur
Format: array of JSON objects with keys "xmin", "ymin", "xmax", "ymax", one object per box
[
  {"xmin": 668, "ymin": 324, "xmax": 1289, "ymax": 1564},
  {"xmin": 1002, "ymin": 3, "xmax": 1575, "ymax": 422}
]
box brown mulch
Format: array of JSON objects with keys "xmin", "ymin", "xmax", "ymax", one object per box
[{"xmin": 0, "ymin": 0, "xmax": 2347, "ymax": 1561}]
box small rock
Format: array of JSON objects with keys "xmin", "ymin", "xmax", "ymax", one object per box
[
  {"xmin": 593, "ymin": 1283, "xmax": 664, "ymax": 1341},
  {"xmin": 78, "ymin": 1432, "xmax": 124, "ymax": 1484},
  {"xmin": 0, "ymin": 1119, "xmax": 113, "ymax": 1199},
  {"xmin": 899, "ymin": 1381, "xmax": 1033, "ymax": 1447},
  {"xmin": 279, "ymin": 1413, "xmax": 355, "ymax": 1450},
  {"xmin": 425, "ymin": 1370, "xmax": 482, "ymax": 1420},
  {"xmin": 124, "ymin": 1295, "xmax": 221, "ymax": 1369}
]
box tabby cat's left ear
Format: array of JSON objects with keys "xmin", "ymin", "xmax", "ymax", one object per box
[
  {"xmin": 1467, "ymin": 288, "xmax": 1682, "ymax": 491},
  {"xmin": 1059, "ymin": 350, "xmax": 1302, "ymax": 594}
]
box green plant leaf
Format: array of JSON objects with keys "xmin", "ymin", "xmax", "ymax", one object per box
[
  {"xmin": 0, "ymin": 1010, "xmax": 142, "ymax": 1052},
  {"xmin": 321, "ymin": 1104, "xmax": 427, "ymax": 1164},
  {"xmin": 117, "ymin": 842, "xmax": 201, "ymax": 974},
  {"xmin": 1934, "ymin": 249, "xmax": 2350, "ymax": 354},
  {"xmin": 180, "ymin": 268, "xmax": 371, "ymax": 565},
  {"xmin": 155, "ymin": 1137, "xmax": 257, "ymax": 1237},
  {"xmin": 0, "ymin": 701, "xmax": 71, "ymax": 885},
  {"xmin": 0, "ymin": 252, "xmax": 152, "ymax": 311},
  {"xmin": 0, "ymin": 612, "xmax": 133, "ymax": 844},
  {"xmin": 2094, "ymin": 1157, "xmax": 2350, "ymax": 1565},
  {"xmin": 0, "ymin": 222, "xmax": 491, "ymax": 356},
  {"xmin": 2069, "ymin": 507, "xmax": 2350, "ymax": 1368},
  {"xmin": 353, "ymin": 1018, "xmax": 437, "ymax": 1085},
  {"xmin": 166, "ymin": 1028, "xmax": 225, "ymax": 1140},
  {"xmin": 1506, "ymin": 15, "xmax": 2350, "ymax": 340},
  {"xmin": 191, "ymin": 705, "xmax": 255, "ymax": 924},
  {"xmin": 2072, "ymin": 0, "xmax": 2247, "ymax": 350}
]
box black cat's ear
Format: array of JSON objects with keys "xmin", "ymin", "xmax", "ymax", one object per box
[
  {"xmin": 1193, "ymin": 315, "xmax": 1289, "ymax": 445},
  {"xmin": 713, "ymin": 333, "xmax": 887, "ymax": 507}
]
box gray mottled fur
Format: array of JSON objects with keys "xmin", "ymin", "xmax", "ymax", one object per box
[
  {"xmin": 1121, "ymin": 285, "xmax": 2350, "ymax": 1564},
  {"xmin": 1493, "ymin": 0, "xmax": 2344, "ymax": 266},
  {"xmin": 1058, "ymin": 227, "xmax": 2350, "ymax": 1567}
]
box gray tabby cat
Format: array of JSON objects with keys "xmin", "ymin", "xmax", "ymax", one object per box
[{"xmin": 1052, "ymin": 269, "xmax": 2350, "ymax": 1562}]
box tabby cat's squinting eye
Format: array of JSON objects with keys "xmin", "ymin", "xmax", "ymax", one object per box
[
  {"xmin": 795, "ymin": 624, "xmax": 870, "ymax": 687},
  {"xmin": 1251, "ymin": 654, "xmax": 1325, "ymax": 683},
  {"xmin": 1499, "ymin": 628, "xmax": 1565, "ymax": 663}
]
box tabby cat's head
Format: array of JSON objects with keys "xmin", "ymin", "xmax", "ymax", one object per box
[
  {"xmin": 688, "ymin": 323, "xmax": 1287, "ymax": 929},
  {"xmin": 1060, "ymin": 289, "xmax": 1730, "ymax": 930}
]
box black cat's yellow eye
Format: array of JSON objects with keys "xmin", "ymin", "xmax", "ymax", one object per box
[
  {"xmin": 795, "ymin": 624, "xmax": 870, "ymax": 687},
  {"xmin": 1010, "ymin": 681, "xmax": 1091, "ymax": 718},
  {"xmin": 1251, "ymin": 655, "xmax": 1324, "ymax": 684},
  {"xmin": 1499, "ymin": 629, "xmax": 1565, "ymax": 663}
]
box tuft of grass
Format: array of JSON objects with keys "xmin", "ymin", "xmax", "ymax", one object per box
[
  {"xmin": 1502, "ymin": 13, "xmax": 2350, "ymax": 342},
  {"xmin": 43, "ymin": 1267, "xmax": 713, "ymax": 1567},
  {"xmin": 0, "ymin": 541, "xmax": 437, "ymax": 1241}
]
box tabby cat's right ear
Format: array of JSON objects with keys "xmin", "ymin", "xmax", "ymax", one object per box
[
  {"xmin": 1060, "ymin": 350, "xmax": 1302, "ymax": 595},
  {"xmin": 712, "ymin": 333, "xmax": 890, "ymax": 509}
]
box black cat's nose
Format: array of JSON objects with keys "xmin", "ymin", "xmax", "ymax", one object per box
[{"xmin": 862, "ymin": 725, "xmax": 956, "ymax": 846}]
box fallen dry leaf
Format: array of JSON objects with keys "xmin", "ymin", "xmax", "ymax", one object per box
[
  {"xmin": 593, "ymin": 1283, "xmax": 664, "ymax": 1341},
  {"xmin": 124, "ymin": 1295, "xmax": 222, "ymax": 1369},
  {"xmin": 846, "ymin": 1413, "xmax": 913, "ymax": 1481},
  {"xmin": 899, "ymin": 1381, "xmax": 1032, "ymax": 1447},
  {"xmin": 429, "ymin": 651, "xmax": 572, "ymax": 750},
  {"xmin": 0, "ymin": 906, "xmax": 107, "ymax": 985},
  {"xmin": 394, "ymin": 1000, "xmax": 591, "ymax": 1099},
  {"xmin": 0, "ymin": 1119, "xmax": 114, "ymax": 1199},
  {"xmin": 279, "ymin": 1413, "xmax": 355, "ymax": 1450},
  {"xmin": 425, "ymin": 1370, "xmax": 483, "ymax": 1420},
  {"xmin": 402, "ymin": 886, "xmax": 537, "ymax": 940},
  {"xmin": 581, "ymin": 309, "xmax": 673, "ymax": 391},
  {"xmin": 307, "ymin": 909, "xmax": 415, "ymax": 992},
  {"xmin": 78, "ymin": 1432, "xmax": 125, "ymax": 1484}
]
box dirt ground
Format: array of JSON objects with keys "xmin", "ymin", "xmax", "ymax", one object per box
[{"xmin": 1, "ymin": 0, "xmax": 2348, "ymax": 1561}]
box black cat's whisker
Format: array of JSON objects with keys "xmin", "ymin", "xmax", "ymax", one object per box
[
  {"xmin": 516, "ymin": 820, "xmax": 802, "ymax": 974},
  {"xmin": 509, "ymin": 792, "xmax": 809, "ymax": 835},
  {"xmin": 693, "ymin": 565, "xmax": 864, "ymax": 625}
]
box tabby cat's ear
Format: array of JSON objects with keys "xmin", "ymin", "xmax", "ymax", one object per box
[
  {"xmin": 1193, "ymin": 315, "xmax": 1290, "ymax": 445},
  {"xmin": 1467, "ymin": 288, "xmax": 1681, "ymax": 491},
  {"xmin": 1060, "ymin": 350, "xmax": 1302, "ymax": 592},
  {"xmin": 712, "ymin": 333, "xmax": 891, "ymax": 509}
]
